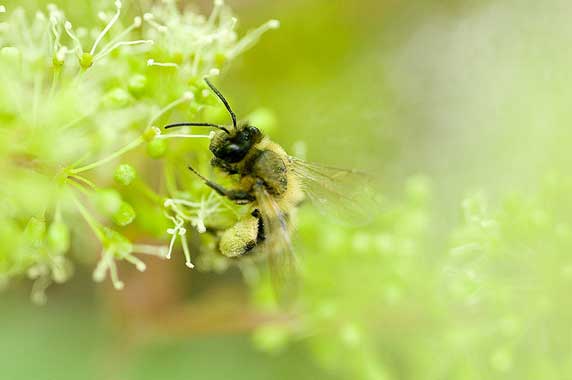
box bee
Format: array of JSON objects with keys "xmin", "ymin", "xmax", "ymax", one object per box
[{"xmin": 165, "ymin": 78, "xmax": 367, "ymax": 296}]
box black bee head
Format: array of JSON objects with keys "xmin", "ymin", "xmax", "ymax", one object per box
[{"xmin": 209, "ymin": 125, "xmax": 262, "ymax": 163}]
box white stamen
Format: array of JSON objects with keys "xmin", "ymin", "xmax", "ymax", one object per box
[
  {"xmin": 147, "ymin": 58, "xmax": 178, "ymax": 68},
  {"xmin": 209, "ymin": 68, "xmax": 220, "ymax": 77},
  {"xmin": 94, "ymin": 40, "xmax": 154, "ymax": 61},
  {"xmin": 125, "ymin": 255, "xmax": 146, "ymax": 271},
  {"xmin": 208, "ymin": 0, "xmax": 224, "ymax": 26},
  {"xmin": 268, "ymin": 19, "xmax": 280, "ymax": 29},
  {"xmin": 95, "ymin": 16, "xmax": 144, "ymax": 59},
  {"xmin": 132, "ymin": 244, "xmax": 169, "ymax": 258},
  {"xmin": 90, "ymin": 0, "xmax": 122, "ymax": 55},
  {"xmin": 108, "ymin": 258, "xmax": 124, "ymax": 290},
  {"xmin": 228, "ymin": 19, "xmax": 281, "ymax": 59},
  {"xmin": 195, "ymin": 219, "xmax": 206, "ymax": 233},
  {"xmin": 93, "ymin": 251, "xmax": 110, "ymax": 282},
  {"xmin": 0, "ymin": 6, "xmax": 7, "ymax": 13},
  {"xmin": 64, "ymin": 21, "xmax": 83, "ymax": 55},
  {"xmin": 166, "ymin": 233, "xmax": 177, "ymax": 259},
  {"xmin": 143, "ymin": 13, "xmax": 167, "ymax": 32},
  {"xmin": 147, "ymin": 92, "xmax": 194, "ymax": 128},
  {"xmin": 167, "ymin": 198, "xmax": 203, "ymax": 208},
  {"xmin": 180, "ymin": 234, "xmax": 194, "ymax": 269}
]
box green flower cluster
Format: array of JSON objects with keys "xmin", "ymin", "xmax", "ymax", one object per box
[{"xmin": 0, "ymin": 0, "xmax": 278, "ymax": 302}]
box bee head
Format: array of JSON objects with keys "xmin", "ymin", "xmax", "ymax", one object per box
[
  {"xmin": 163, "ymin": 78, "xmax": 263, "ymax": 163},
  {"xmin": 210, "ymin": 125, "xmax": 262, "ymax": 163}
]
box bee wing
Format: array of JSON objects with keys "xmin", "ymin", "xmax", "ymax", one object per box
[
  {"xmin": 289, "ymin": 156, "xmax": 376, "ymax": 225},
  {"xmin": 254, "ymin": 184, "xmax": 300, "ymax": 304}
]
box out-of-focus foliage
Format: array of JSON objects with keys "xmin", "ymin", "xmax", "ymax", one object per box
[{"xmin": 1, "ymin": 0, "xmax": 572, "ymax": 379}]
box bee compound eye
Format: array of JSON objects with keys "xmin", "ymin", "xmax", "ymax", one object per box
[
  {"xmin": 221, "ymin": 143, "xmax": 247, "ymax": 162},
  {"xmin": 226, "ymin": 143, "xmax": 241, "ymax": 153}
]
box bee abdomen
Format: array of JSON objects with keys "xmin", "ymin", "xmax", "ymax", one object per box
[{"xmin": 252, "ymin": 150, "xmax": 288, "ymax": 196}]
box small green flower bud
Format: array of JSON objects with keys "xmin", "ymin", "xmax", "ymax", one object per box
[
  {"xmin": 47, "ymin": 222, "xmax": 71, "ymax": 254},
  {"xmin": 112, "ymin": 202, "xmax": 136, "ymax": 226},
  {"xmin": 52, "ymin": 55, "xmax": 64, "ymax": 68},
  {"xmin": 102, "ymin": 88, "xmax": 131, "ymax": 109},
  {"xmin": 146, "ymin": 139, "xmax": 167, "ymax": 159},
  {"xmin": 79, "ymin": 52, "xmax": 93, "ymax": 69},
  {"xmin": 24, "ymin": 217, "xmax": 46, "ymax": 249},
  {"xmin": 113, "ymin": 164, "xmax": 137, "ymax": 186},
  {"xmin": 142, "ymin": 126, "xmax": 160, "ymax": 142},
  {"xmin": 128, "ymin": 74, "xmax": 147, "ymax": 96},
  {"xmin": 95, "ymin": 189, "xmax": 122, "ymax": 215},
  {"xmin": 248, "ymin": 108, "xmax": 277, "ymax": 133}
]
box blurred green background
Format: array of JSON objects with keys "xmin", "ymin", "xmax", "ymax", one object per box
[{"xmin": 2, "ymin": 0, "xmax": 572, "ymax": 379}]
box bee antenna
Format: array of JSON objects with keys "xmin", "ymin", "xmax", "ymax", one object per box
[
  {"xmin": 204, "ymin": 77, "xmax": 237, "ymax": 131},
  {"xmin": 163, "ymin": 122, "xmax": 230, "ymax": 134}
]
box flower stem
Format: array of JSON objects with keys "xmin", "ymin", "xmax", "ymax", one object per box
[
  {"xmin": 134, "ymin": 180, "xmax": 163, "ymax": 204},
  {"xmin": 71, "ymin": 193, "xmax": 104, "ymax": 241},
  {"xmin": 71, "ymin": 136, "xmax": 143, "ymax": 174}
]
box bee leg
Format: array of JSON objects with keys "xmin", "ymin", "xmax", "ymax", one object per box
[
  {"xmin": 251, "ymin": 209, "xmax": 265, "ymax": 242},
  {"xmin": 188, "ymin": 166, "xmax": 255, "ymax": 204},
  {"xmin": 211, "ymin": 158, "xmax": 239, "ymax": 175},
  {"xmin": 219, "ymin": 213, "xmax": 261, "ymax": 258}
]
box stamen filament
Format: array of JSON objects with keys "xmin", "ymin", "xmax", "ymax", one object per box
[
  {"xmin": 180, "ymin": 233, "xmax": 194, "ymax": 268},
  {"xmin": 143, "ymin": 13, "xmax": 167, "ymax": 32},
  {"xmin": 147, "ymin": 58, "xmax": 178, "ymax": 68},
  {"xmin": 90, "ymin": 0, "xmax": 122, "ymax": 55},
  {"xmin": 95, "ymin": 16, "xmax": 142, "ymax": 57},
  {"xmin": 63, "ymin": 21, "xmax": 83, "ymax": 55},
  {"xmin": 71, "ymin": 136, "xmax": 143, "ymax": 174},
  {"xmin": 71, "ymin": 195, "xmax": 104, "ymax": 241},
  {"xmin": 228, "ymin": 19, "xmax": 280, "ymax": 59},
  {"xmin": 108, "ymin": 258, "xmax": 124, "ymax": 289},
  {"xmin": 95, "ymin": 40, "xmax": 153, "ymax": 61},
  {"xmin": 132, "ymin": 244, "xmax": 168, "ymax": 258},
  {"xmin": 148, "ymin": 92, "xmax": 193, "ymax": 128},
  {"xmin": 124, "ymin": 255, "xmax": 146, "ymax": 272}
]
